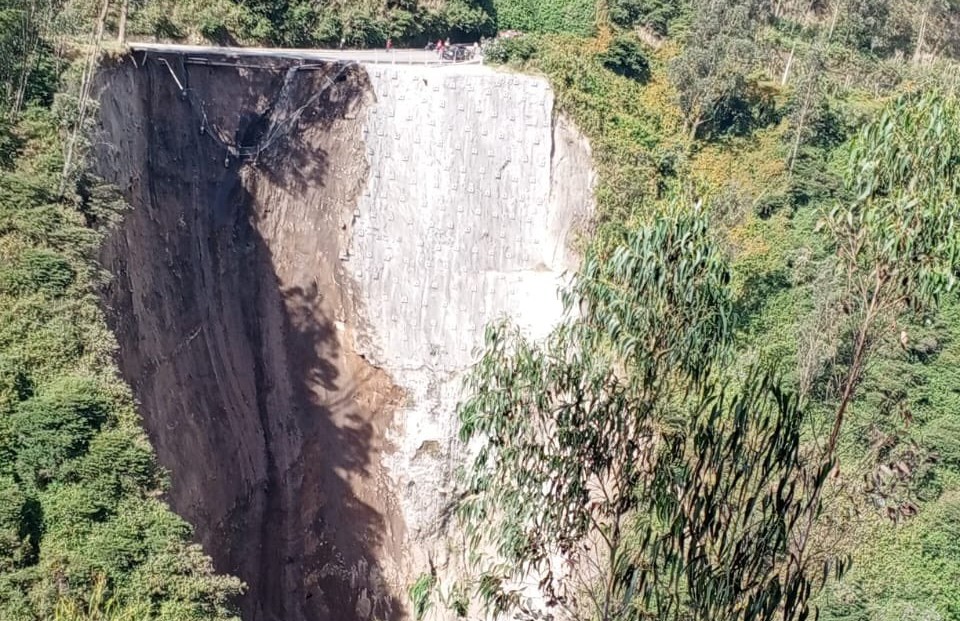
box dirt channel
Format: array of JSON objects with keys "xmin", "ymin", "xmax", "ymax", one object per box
[{"xmin": 93, "ymin": 52, "xmax": 407, "ymax": 621}]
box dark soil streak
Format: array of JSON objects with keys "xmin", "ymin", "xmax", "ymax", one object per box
[{"xmin": 92, "ymin": 53, "xmax": 405, "ymax": 621}]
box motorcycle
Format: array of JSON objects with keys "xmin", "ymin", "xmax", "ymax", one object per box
[{"xmin": 441, "ymin": 45, "xmax": 472, "ymax": 62}]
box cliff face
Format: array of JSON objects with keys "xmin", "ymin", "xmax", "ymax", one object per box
[{"xmin": 92, "ymin": 51, "xmax": 593, "ymax": 621}]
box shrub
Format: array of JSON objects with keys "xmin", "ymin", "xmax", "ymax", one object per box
[
  {"xmin": 311, "ymin": 13, "xmax": 343, "ymax": 46},
  {"xmin": 442, "ymin": 0, "xmax": 495, "ymax": 37},
  {"xmin": 0, "ymin": 119, "xmax": 20, "ymax": 170},
  {"xmin": 492, "ymin": 0, "xmax": 539, "ymax": 32},
  {"xmin": 279, "ymin": 1, "xmax": 321, "ymax": 46},
  {"xmin": 823, "ymin": 494, "xmax": 960, "ymax": 621},
  {"xmin": 483, "ymin": 35, "xmax": 538, "ymax": 64},
  {"xmin": 698, "ymin": 78, "xmax": 780, "ymax": 140},
  {"xmin": 195, "ymin": 2, "xmax": 239, "ymax": 44},
  {"xmin": 599, "ymin": 35, "xmax": 651, "ymax": 83},
  {"xmin": 11, "ymin": 376, "xmax": 111, "ymax": 491},
  {"xmin": 77, "ymin": 427, "xmax": 161, "ymax": 505},
  {"xmin": 130, "ymin": 0, "xmax": 273, "ymax": 44},
  {"xmin": 492, "ymin": 0, "xmax": 595, "ymax": 36},
  {"xmin": 754, "ymin": 190, "xmax": 790, "ymax": 218},
  {"xmin": 609, "ymin": 0, "xmax": 684, "ymax": 35},
  {"xmin": 341, "ymin": 11, "xmax": 389, "ymax": 47},
  {"xmin": 0, "ymin": 475, "xmax": 35, "ymax": 574},
  {"xmin": 0, "ymin": 355, "xmax": 33, "ymax": 415},
  {"xmin": 0, "ymin": 249, "xmax": 75, "ymax": 298},
  {"xmin": 924, "ymin": 416, "xmax": 960, "ymax": 467}
]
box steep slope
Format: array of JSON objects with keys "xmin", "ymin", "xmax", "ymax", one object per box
[{"xmin": 91, "ymin": 50, "xmax": 593, "ymax": 621}]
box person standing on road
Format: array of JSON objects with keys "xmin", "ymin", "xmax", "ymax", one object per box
[
  {"xmin": 386, "ymin": 38, "xmax": 393, "ymax": 52},
  {"xmin": 437, "ymin": 39, "xmax": 444, "ymax": 57}
]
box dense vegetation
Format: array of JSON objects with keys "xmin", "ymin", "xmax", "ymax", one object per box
[
  {"xmin": 49, "ymin": 0, "xmax": 595, "ymax": 48},
  {"xmin": 51, "ymin": 0, "xmax": 503, "ymax": 47},
  {"xmin": 458, "ymin": 2, "xmax": 960, "ymax": 620},
  {"xmin": 2, "ymin": 0, "xmax": 959, "ymax": 620},
  {"xmin": 0, "ymin": 2, "xmax": 243, "ymax": 619}
]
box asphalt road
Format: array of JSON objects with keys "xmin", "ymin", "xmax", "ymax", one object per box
[{"xmin": 130, "ymin": 42, "xmax": 481, "ymax": 66}]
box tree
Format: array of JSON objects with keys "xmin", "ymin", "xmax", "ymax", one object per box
[
  {"xmin": 608, "ymin": 0, "xmax": 685, "ymax": 35},
  {"xmin": 0, "ymin": 16, "xmax": 246, "ymax": 616},
  {"xmin": 906, "ymin": 0, "xmax": 960, "ymax": 62},
  {"xmin": 669, "ymin": 0, "xmax": 770, "ymax": 141},
  {"xmin": 600, "ymin": 34, "xmax": 651, "ymax": 83},
  {"xmin": 53, "ymin": 575, "xmax": 149, "ymax": 621},
  {"xmin": 458, "ymin": 205, "xmax": 837, "ymax": 621},
  {"xmin": 60, "ymin": 0, "xmax": 110, "ymax": 196},
  {"xmin": 820, "ymin": 90, "xmax": 960, "ymax": 460},
  {"xmin": 785, "ymin": 47, "xmax": 829, "ymax": 174},
  {"xmin": 117, "ymin": 0, "xmax": 128, "ymax": 44},
  {"xmin": 0, "ymin": 0, "xmax": 60, "ymax": 118},
  {"xmin": 833, "ymin": 0, "xmax": 893, "ymax": 55},
  {"xmin": 786, "ymin": 89, "xmax": 960, "ymax": 602}
]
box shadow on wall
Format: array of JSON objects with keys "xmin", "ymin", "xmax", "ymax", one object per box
[
  {"xmin": 290, "ymin": 291, "xmax": 405, "ymax": 621},
  {"xmin": 253, "ymin": 68, "xmax": 363, "ymax": 195},
  {"xmin": 223, "ymin": 186, "xmax": 402, "ymax": 621},
  {"xmin": 96, "ymin": 55, "xmax": 401, "ymax": 621}
]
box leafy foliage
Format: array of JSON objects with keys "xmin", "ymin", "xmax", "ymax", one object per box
[
  {"xmin": 127, "ymin": 0, "xmax": 272, "ymax": 43},
  {"xmin": 53, "ymin": 574, "xmax": 149, "ymax": 621},
  {"xmin": 599, "ymin": 35, "xmax": 651, "ymax": 83},
  {"xmin": 409, "ymin": 572, "xmax": 436, "ymax": 621},
  {"xmin": 500, "ymin": 35, "xmax": 687, "ymax": 245},
  {"xmin": 669, "ymin": 0, "xmax": 771, "ymax": 139},
  {"xmin": 10, "ymin": 376, "xmax": 111, "ymax": 492},
  {"xmin": 460, "ymin": 6, "xmax": 960, "ymax": 621},
  {"xmin": 821, "ymin": 493, "xmax": 960, "ymax": 621},
  {"xmin": 609, "ymin": 0, "xmax": 686, "ymax": 35},
  {"xmin": 492, "ymin": 0, "xmax": 595, "ymax": 36},
  {"xmin": 812, "ymin": 89, "xmax": 960, "ymax": 466},
  {"xmin": 0, "ymin": 249, "xmax": 75, "ymax": 297},
  {"xmin": 825, "ymin": 90, "xmax": 960, "ymax": 316},
  {"xmin": 126, "ymin": 0, "xmax": 497, "ymax": 46},
  {"xmin": 636, "ymin": 372, "xmax": 833, "ymax": 621},
  {"xmin": 0, "ymin": 13, "xmax": 244, "ymax": 618},
  {"xmin": 4, "ymin": 2, "xmax": 960, "ymax": 620},
  {"xmin": 0, "ymin": 1, "xmax": 60, "ymax": 114},
  {"xmin": 458, "ymin": 206, "xmax": 838, "ymax": 620},
  {"xmin": 483, "ymin": 34, "xmax": 539, "ymax": 64}
]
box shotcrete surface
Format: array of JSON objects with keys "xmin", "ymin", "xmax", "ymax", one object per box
[{"xmin": 346, "ymin": 64, "xmax": 594, "ymax": 557}]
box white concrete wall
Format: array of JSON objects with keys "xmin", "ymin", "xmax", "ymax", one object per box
[{"xmin": 343, "ymin": 62, "xmax": 594, "ymax": 576}]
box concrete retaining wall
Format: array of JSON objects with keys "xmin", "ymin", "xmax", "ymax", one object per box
[{"xmin": 346, "ymin": 64, "xmax": 594, "ymax": 569}]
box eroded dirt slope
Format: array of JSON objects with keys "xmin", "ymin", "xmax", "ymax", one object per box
[{"xmin": 93, "ymin": 53, "xmax": 405, "ymax": 621}]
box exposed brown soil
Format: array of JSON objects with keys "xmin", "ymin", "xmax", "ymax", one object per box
[{"xmin": 92, "ymin": 52, "xmax": 407, "ymax": 621}]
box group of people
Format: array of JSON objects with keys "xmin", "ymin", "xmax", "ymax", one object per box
[
  {"xmin": 373, "ymin": 36, "xmax": 484, "ymax": 62},
  {"xmin": 424, "ymin": 38, "xmax": 483, "ymax": 60},
  {"xmin": 424, "ymin": 38, "xmax": 451, "ymax": 54}
]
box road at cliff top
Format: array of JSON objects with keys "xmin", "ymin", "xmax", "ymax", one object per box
[{"xmin": 130, "ymin": 43, "xmax": 481, "ymax": 67}]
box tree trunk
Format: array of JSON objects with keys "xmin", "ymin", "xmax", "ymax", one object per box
[
  {"xmin": 687, "ymin": 107, "xmax": 703, "ymax": 144},
  {"xmin": 94, "ymin": 0, "xmax": 110, "ymax": 49},
  {"xmin": 827, "ymin": 0, "xmax": 842, "ymax": 42},
  {"xmin": 11, "ymin": 0, "xmax": 40, "ymax": 119},
  {"xmin": 782, "ymin": 41, "xmax": 797, "ymax": 85},
  {"xmin": 118, "ymin": 0, "xmax": 128, "ymax": 45},
  {"xmin": 913, "ymin": 5, "xmax": 929, "ymax": 64},
  {"xmin": 788, "ymin": 88, "xmax": 810, "ymax": 173},
  {"xmin": 60, "ymin": 0, "xmax": 110, "ymax": 196}
]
